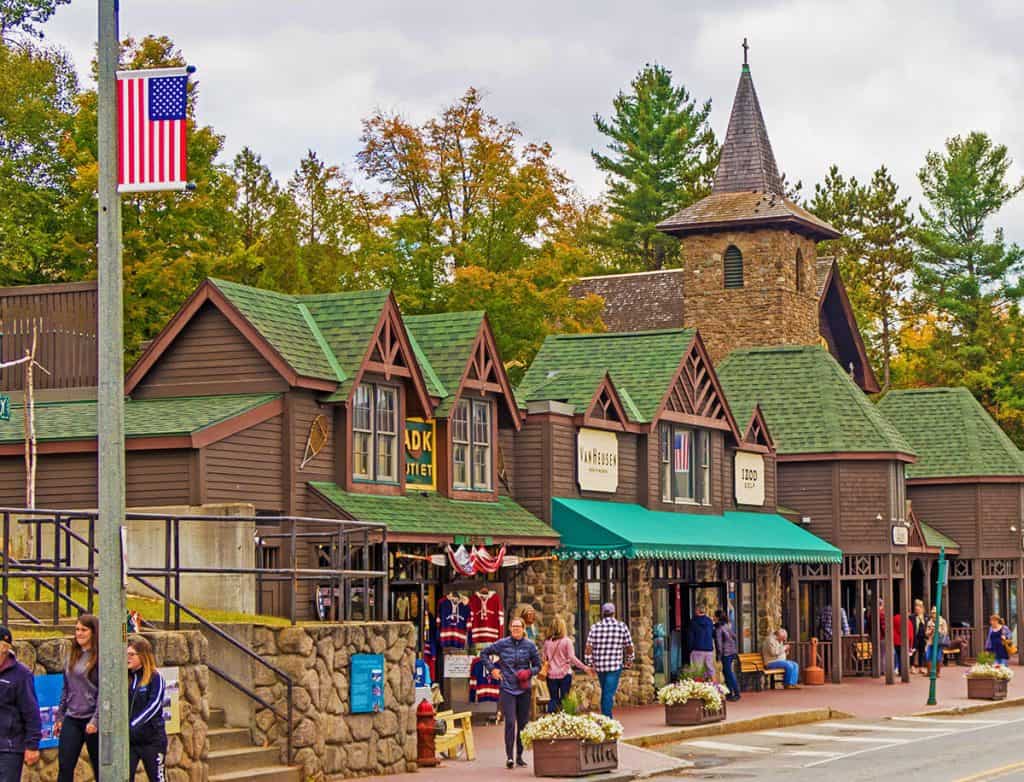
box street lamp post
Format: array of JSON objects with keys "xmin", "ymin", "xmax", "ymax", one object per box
[{"xmin": 926, "ymin": 547, "xmax": 947, "ymax": 707}]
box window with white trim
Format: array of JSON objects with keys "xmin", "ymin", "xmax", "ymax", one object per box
[
  {"xmin": 352, "ymin": 382, "xmax": 399, "ymax": 482},
  {"xmin": 659, "ymin": 424, "xmax": 710, "ymax": 504},
  {"xmin": 452, "ymin": 398, "xmax": 492, "ymax": 490}
]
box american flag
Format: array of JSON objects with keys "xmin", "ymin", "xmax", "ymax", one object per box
[
  {"xmin": 116, "ymin": 67, "xmax": 191, "ymax": 192},
  {"xmin": 673, "ymin": 431, "xmax": 690, "ymax": 472}
]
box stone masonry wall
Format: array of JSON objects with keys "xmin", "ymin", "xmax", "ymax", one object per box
[
  {"xmin": 251, "ymin": 622, "xmax": 416, "ymax": 781},
  {"xmin": 679, "ymin": 229, "xmax": 820, "ymax": 364},
  {"xmin": 13, "ymin": 630, "xmax": 209, "ymax": 782},
  {"xmin": 757, "ymin": 564, "xmax": 783, "ymax": 641}
]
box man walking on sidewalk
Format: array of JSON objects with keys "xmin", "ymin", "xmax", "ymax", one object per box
[
  {"xmin": 585, "ymin": 603, "xmax": 634, "ymax": 718},
  {"xmin": 688, "ymin": 605, "xmax": 716, "ymax": 680}
]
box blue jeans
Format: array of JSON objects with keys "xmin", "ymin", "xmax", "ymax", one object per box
[
  {"xmin": 765, "ymin": 659, "xmax": 800, "ymax": 686},
  {"xmin": 597, "ymin": 669, "xmax": 622, "ymax": 717},
  {"xmin": 721, "ymin": 654, "xmax": 740, "ymax": 697},
  {"xmin": 546, "ymin": 674, "xmax": 573, "ymax": 712}
]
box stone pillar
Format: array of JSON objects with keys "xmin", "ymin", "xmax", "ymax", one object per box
[{"xmin": 756, "ymin": 564, "xmax": 782, "ymax": 640}]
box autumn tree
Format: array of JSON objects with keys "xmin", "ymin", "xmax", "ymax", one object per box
[
  {"xmin": 592, "ymin": 63, "xmax": 718, "ymax": 271},
  {"xmin": 0, "ymin": 0, "xmax": 69, "ymax": 40}
]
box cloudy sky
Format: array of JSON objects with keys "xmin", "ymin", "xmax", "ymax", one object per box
[{"xmin": 44, "ymin": 0, "xmax": 1024, "ymax": 240}]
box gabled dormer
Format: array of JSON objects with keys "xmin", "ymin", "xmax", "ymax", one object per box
[{"xmin": 742, "ymin": 404, "xmax": 774, "ymax": 452}]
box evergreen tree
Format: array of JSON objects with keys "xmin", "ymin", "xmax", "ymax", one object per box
[{"xmin": 592, "ymin": 63, "xmax": 718, "ymax": 271}]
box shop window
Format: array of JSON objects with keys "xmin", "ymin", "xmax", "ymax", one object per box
[
  {"xmin": 795, "ymin": 248, "xmax": 804, "ymax": 292},
  {"xmin": 577, "ymin": 559, "xmax": 628, "ymax": 651},
  {"xmin": 352, "ymin": 382, "xmax": 399, "ymax": 483},
  {"xmin": 452, "ymin": 398, "xmax": 492, "ymax": 491},
  {"xmin": 724, "ymin": 245, "xmax": 744, "ymax": 289},
  {"xmin": 888, "ymin": 462, "xmax": 906, "ymax": 522},
  {"xmin": 659, "ymin": 424, "xmax": 710, "ymax": 504}
]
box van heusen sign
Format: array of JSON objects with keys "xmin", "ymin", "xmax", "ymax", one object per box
[
  {"xmin": 734, "ymin": 451, "xmax": 765, "ymax": 506},
  {"xmin": 577, "ymin": 428, "xmax": 618, "ymax": 493},
  {"xmin": 405, "ymin": 418, "xmax": 436, "ymax": 490}
]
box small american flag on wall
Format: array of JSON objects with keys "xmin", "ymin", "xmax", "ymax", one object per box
[{"xmin": 116, "ymin": 66, "xmax": 193, "ymax": 192}]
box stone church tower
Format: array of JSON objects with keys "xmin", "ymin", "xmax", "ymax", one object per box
[{"xmin": 656, "ymin": 59, "xmax": 840, "ymax": 364}]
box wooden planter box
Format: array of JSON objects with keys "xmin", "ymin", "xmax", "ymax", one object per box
[
  {"xmin": 967, "ymin": 677, "xmax": 1008, "ymax": 700},
  {"xmin": 664, "ymin": 699, "xmax": 726, "ymax": 726},
  {"xmin": 531, "ymin": 739, "xmax": 618, "ymax": 777}
]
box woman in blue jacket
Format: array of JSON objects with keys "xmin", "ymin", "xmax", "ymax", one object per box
[
  {"xmin": 127, "ymin": 636, "xmax": 168, "ymax": 782},
  {"xmin": 480, "ymin": 617, "xmax": 540, "ymax": 769}
]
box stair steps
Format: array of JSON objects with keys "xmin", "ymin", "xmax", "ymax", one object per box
[{"xmin": 206, "ymin": 708, "xmax": 301, "ymax": 782}]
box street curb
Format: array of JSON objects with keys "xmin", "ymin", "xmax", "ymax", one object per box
[
  {"xmin": 623, "ymin": 707, "xmax": 851, "ymax": 748},
  {"xmin": 909, "ymin": 695, "xmax": 1024, "ymax": 717}
]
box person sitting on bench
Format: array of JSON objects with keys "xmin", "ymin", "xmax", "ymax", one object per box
[{"xmin": 761, "ymin": 628, "xmax": 801, "ymax": 689}]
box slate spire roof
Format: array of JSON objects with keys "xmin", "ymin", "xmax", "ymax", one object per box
[{"xmin": 713, "ymin": 64, "xmax": 783, "ymax": 195}]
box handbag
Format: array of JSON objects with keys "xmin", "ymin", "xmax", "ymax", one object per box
[
  {"xmin": 538, "ymin": 660, "xmax": 549, "ymax": 681},
  {"xmin": 1003, "ymin": 635, "xmax": 1018, "ymax": 657}
]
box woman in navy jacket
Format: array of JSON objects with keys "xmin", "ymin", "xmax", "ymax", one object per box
[{"xmin": 127, "ymin": 637, "xmax": 168, "ymax": 782}]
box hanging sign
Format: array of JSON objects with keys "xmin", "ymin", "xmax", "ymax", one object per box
[
  {"xmin": 734, "ymin": 452, "xmax": 765, "ymax": 506},
  {"xmin": 443, "ymin": 654, "xmax": 473, "ymax": 678},
  {"xmin": 577, "ymin": 428, "xmax": 618, "ymax": 493},
  {"xmin": 405, "ymin": 418, "xmax": 436, "ymax": 489},
  {"xmin": 0, "ymin": 395, "xmax": 9, "ymax": 421},
  {"xmin": 891, "ymin": 525, "xmax": 909, "ymax": 546}
]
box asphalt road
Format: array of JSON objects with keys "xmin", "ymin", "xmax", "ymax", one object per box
[{"xmin": 654, "ymin": 706, "xmax": 1024, "ymax": 781}]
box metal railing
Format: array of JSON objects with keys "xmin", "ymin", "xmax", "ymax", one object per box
[{"xmin": 0, "ymin": 507, "xmax": 389, "ymax": 765}]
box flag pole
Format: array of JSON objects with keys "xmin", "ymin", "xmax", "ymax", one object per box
[{"xmin": 97, "ymin": 0, "xmax": 130, "ymax": 777}]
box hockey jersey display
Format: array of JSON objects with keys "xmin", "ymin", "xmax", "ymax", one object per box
[
  {"xmin": 437, "ymin": 595, "xmax": 470, "ymax": 649},
  {"xmin": 422, "ymin": 608, "xmax": 439, "ymax": 679},
  {"xmin": 468, "ymin": 656, "xmax": 499, "ymax": 702},
  {"xmin": 467, "ymin": 589, "xmax": 504, "ymax": 645}
]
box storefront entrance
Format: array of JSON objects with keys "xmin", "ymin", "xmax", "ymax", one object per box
[{"xmin": 652, "ymin": 581, "xmax": 726, "ymax": 687}]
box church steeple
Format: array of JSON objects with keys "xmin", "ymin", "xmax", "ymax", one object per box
[{"xmin": 712, "ymin": 49, "xmax": 783, "ymax": 195}]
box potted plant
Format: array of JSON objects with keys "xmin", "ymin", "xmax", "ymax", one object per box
[
  {"xmin": 520, "ymin": 707, "xmax": 622, "ymax": 777},
  {"xmin": 965, "ymin": 652, "xmax": 1014, "ymax": 700},
  {"xmin": 657, "ymin": 678, "xmax": 729, "ymax": 726}
]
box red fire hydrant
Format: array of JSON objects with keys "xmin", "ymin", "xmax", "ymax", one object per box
[{"xmin": 416, "ymin": 698, "xmax": 439, "ymax": 767}]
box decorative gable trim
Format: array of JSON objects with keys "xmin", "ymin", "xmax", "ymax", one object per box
[
  {"xmin": 125, "ymin": 280, "xmax": 336, "ymax": 395},
  {"xmin": 453, "ymin": 316, "xmax": 521, "ymax": 429},
  {"xmin": 580, "ymin": 374, "xmax": 630, "ymax": 432},
  {"xmin": 742, "ymin": 404, "xmax": 774, "ymax": 451},
  {"xmin": 653, "ymin": 331, "xmax": 742, "ymax": 441},
  {"xmin": 351, "ymin": 294, "xmax": 433, "ymax": 417},
  {"xmin": 818, "ymin": 260, "xmax": 881, "ymax": 394}
]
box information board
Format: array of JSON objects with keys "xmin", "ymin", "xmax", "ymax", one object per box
[
  {"xmin": 160, "ymin": 666, "xmax": 181, "ymax": 734},
  {"xmin": 350, "ymin": 653, "xmax": 385, "ymax": 713},
  {"xmin": 443, "ymin": 654, "xmax": 473, "ymax": 678},
  {"xmin": 34, "ymin": 674, "xmax": 62, "ymax": 749}
]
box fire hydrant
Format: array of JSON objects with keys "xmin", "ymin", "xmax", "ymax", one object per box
[
  {"xmin": 416, "ymin": 698, "xmax": 439, "ymax": 767},
  {"xmin": 804, "ymin": 637, "xmax": 825, "ymax": 685}
]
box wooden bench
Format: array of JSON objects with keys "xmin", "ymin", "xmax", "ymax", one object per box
[
  {"xmin": 738, "ymin": 653, "xmax": 786, "ymax": 691},
  {"xmin": 942, "ymin": 645, "xmax": 961, "ymax": 665},
  {"xmin": 435, "ymin": 710, "xmax": 476, "ymax": 761}
]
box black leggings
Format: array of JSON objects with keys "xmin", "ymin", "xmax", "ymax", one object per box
[
  {"xmin": 57, "ymin": 716, "xmax": 99, "ymax": 782},
  {"xmin": 130, "ymin": 742, "xmax": 166, "ymax": 782}
]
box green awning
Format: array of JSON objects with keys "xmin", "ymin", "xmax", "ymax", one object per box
[
  {"xmin": 919, "ymin": 521, "xmax": 960, "ymax": 552},
  {"xmin": 552, "ymin": 498, "xmax": 841, "ymax": 564}
]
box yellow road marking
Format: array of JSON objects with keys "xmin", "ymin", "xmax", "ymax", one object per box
[{"xmin": 954, "ymin": 760, "xmax": 1024, "ymax": 782}]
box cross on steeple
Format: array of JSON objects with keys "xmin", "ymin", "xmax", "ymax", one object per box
[{"xmin": 742, "ymin": 37, "xmax": 749, "ymax": 65}]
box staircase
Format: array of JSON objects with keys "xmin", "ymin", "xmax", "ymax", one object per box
[
  {"xmin": 2, "ymin": 598, "xmax": 80, "ymax": 626},
  {"xmin": 207, "ymin": 708, "xmax": 301, "ymax": 782}
]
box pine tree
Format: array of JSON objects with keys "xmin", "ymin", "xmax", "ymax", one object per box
[{"xmin": 592, "ymin": 64, "xmax": 718, "ymax": 271}]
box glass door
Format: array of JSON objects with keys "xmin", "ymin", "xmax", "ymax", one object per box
[{"xmin": 653, "ymin": 588, "xmax": 670, "ymax": 689}]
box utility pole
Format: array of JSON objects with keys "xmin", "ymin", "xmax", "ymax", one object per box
[{"xmin": 97, "ymin": 0, "xmax": 129, "ymax": 777}]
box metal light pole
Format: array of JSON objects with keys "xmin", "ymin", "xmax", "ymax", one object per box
[
  {"xmin": 926, "ymin": 547, "xmax": 947, "ymax": 706},
  {"xmin": 97, "ymin": 0, "xmax": 129, "ymax": 777}
]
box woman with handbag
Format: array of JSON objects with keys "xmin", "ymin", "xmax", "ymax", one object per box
[
  {"xmin": 986, "ymin": 614, "xmax": 1014, "ymax": 664},
  {"xmin": 541, "ymin": 617, "xmax": 592, "ymax": 713}
]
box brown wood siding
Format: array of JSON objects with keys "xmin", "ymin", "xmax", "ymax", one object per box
[
  {"xmin": 205, "ymin": 416, "xmax": 284, "ymax": 511},
  {"xmin": 0, "ymin": 282, "xmax": 97, "ymax": 392},
  {"xmin": 979, "ymin": 484, "xmax": 1021, "ymax": 558},
  {"xmin": 498, "ymin": 427, "xmax": 516, "ymax": 497},
  {"xmin": 778, "ymin": 461, "xmax": 835, "ymax": 545},
  {"xmin": 836, "ymin": 461, "xmax": 891, "ymax": 551},
  {"xmin": 291, "ymin": 392, "xmax": 336, "ymax": 516},
  {"xmin": 550, "ymin": 418, "xmax": 577, "ymax": 501},
  {"xmin": 908, "ymin": 484, "xmax": 978, "ymax": 557},
  {"xmin": 126, "ymin": 451, "xmax": 191, "ymax": 507},
  {"xmin": 133, "ymin": 301, "xmax": 288, "ymax": 398},
  {"xmin": 764, "ymin": 453, "xmax": 777, "ymax": 509},
  {"xmin": 512, "ymin": 417, "xmax": 547, "ymax": 521}
]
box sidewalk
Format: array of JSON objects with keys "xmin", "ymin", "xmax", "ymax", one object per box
[{"xmin": 385, "ymin": 666, "xmax": 1017, "ymax": 781}]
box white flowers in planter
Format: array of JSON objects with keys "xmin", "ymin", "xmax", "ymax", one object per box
[
  {"xmin": 520, "ymin": 712, "xmax": 624, "ymax": 748},
  {"xmin": 965, "ymin": 663, "xmax": 1015, "ymax": 680},
  {"xmin": 656, "ymin": 680, "xmax": 729, "ymax": 711}
]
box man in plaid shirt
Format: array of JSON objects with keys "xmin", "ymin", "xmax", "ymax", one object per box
[{"xmin": 585, "ymin": 603, "xmax": 634, "ymax": 717}]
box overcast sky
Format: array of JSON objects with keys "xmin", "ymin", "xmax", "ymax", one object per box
[{"xmin": 43, "ymin": 0, "xmax": 1024, "ymax": 241}]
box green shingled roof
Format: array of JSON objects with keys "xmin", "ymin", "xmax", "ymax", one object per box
[
  {"xmin": 717, "ymin": 345, "xmax": 914, "ymax": 457},
  {"xmin": 877, "ymin": 387, "xmax": 1024, "ymax": 479},
  {"xmin": 405, "ymin": 311, "xmax": 486, "ymax": 414},
  {"xmin": 517, "ymin": 329, "xmax": 696, "ymax": 422},
  {"xmin": 0, "ymin": 393, "xmax": 279, "ymax": 443},
  {"xmin": 308, "ymin": 482, "xmax": 558, "ymax": 540},
  {"xmin": 919, "ymin": 520, "xmax": 960, "ymax": 551}
]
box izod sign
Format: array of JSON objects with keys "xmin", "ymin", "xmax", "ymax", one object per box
[
  {"xmin": 734, "ymin": 451, "xmax": 765, "ymax": 506},
  {"xmin": 577, "ymin": 428, "xmax": 618, "ymax": 493},
  {"xmin": 405, "ymin": 418, "xmax": 436, "ymax": 490}
]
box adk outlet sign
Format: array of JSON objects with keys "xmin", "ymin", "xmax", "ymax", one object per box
[{"xmin": 577, "ymin": 428, "xmax": 618, "ymax": 493}]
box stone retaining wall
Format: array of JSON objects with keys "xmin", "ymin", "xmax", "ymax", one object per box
[
  {"xmin": 13, "ymin": 629, "xmax": 209, "ymax": 782},
  {"xmin": 250, "ymin": 621, "xmax": 417, "ymax": 781}
]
